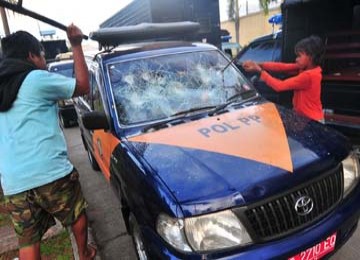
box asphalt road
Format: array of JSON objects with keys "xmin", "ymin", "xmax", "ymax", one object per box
[{"xmin": 63, "ymin": 126, "xmax": 360, "ymax": 260}]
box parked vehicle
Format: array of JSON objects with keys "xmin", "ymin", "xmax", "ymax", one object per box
[
  {"xmin": 48, "ymin": 59, "xmax": 77, "ymax": 128},
  {"xmin": 75, "ymin": 23, "xmax": 360, "ymax": 259},
  {"xmin": 221, "ymin": 34, "xmax": 242, "ymax": 58},
  {"xmin": 235, "ymin": 0, "xmax": 360, "ymax": 144},
  {"xmin": 55, "ymin": 51, "xmax": 73, "ymax": 61},
  {"xmin": 41, "ymin": 39, "xmax": 68, "ymax": 63}
]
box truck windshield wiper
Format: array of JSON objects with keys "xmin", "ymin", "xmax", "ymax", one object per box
[
  {"xmin": 142, "ymin": 117, "xmax": 183, "ymax": 133},
  {"xmin": 208, "ymin": 89, "xmax": 258, "ymax": 116},
  {"xmin": 142, "ymin": 106, "xmax": 215, "ymax": 133},
  {"xmin": 170, "ymin": 105, "xmax": 216, "ymax": 117}
]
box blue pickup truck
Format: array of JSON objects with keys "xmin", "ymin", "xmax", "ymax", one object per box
[{"xmin": 75, "ymin": 22, "xmax": 360, "ymax": 259}]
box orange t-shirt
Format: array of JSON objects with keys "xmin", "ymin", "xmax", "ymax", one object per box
[{"xmin": 260, "ymin": 62, "xmax": 324, "ymax": 121}]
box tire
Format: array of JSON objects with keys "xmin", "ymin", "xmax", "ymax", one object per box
[
  {"xmin": 130, "ymin": 213, "xmax": 148, "ymax": 260},
  {"xmin": 87, "ymin": 148, "xmax": 100, "ymax": 171}
]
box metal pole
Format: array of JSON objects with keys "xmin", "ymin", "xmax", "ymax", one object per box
[{"xmin": 0, "ymin": 7, "xmax": 10, "ymax": 36}]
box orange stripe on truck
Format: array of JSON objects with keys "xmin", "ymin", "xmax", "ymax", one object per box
[
  {"xmin": 129, "ymin": 103, "xmax": 293, "ymax": 172},
  {"xmin": 92, "ymin": 131, "xmax": 120, "ymax": 180}
]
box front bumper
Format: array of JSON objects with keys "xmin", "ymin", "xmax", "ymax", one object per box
[{"xmin": 140, "ymin": 183, "xmax": 360, "ymax": 259}]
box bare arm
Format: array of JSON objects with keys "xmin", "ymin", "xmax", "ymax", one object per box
[
  {"xmin": 242, "ymin": 60, "xmax": 310, "ymax": 91},
  {"xmin": 242, "ymin": 60, "xmax": 299, "ymax": 75},
  {"xmin": 260, "ymin": 71, "xmax": 311, "ymax": 92},
  {"xmin": 261, "ymin": 62, "xmax": 299, "ymax": 75},
  {"xmin": 67, "ymin": 24, "xmax": 89, "ymax": 97}
]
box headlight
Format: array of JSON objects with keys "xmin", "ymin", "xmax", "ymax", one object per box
[
  {"xmin": 342, "ymin": 151, "xmax": 360, "ymax": 198},
  {"xmin": 157, "ymin": 210, "xmax": 252, "ymax": 253},
  {"xmin": 184, "ymin": 210, "xmax": 252, "ymax": 252},
  {"xmin": 156, "ymin": 214, "xmax": 192, "ymax": 252}
]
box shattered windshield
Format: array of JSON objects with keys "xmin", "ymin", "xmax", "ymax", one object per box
[{"xmin": 109, "ymin": 50, "xmax": 251, "ymax": 125}]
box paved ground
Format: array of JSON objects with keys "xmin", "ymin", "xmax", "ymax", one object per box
[{"xmin": 63, "ymin": 126, "xmax": 360, "ymax": 260}]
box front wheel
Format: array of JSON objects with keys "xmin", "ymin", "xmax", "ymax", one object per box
[{"xmin": 130, "ymin": 213, "xmax": 148, "ymax": 260}]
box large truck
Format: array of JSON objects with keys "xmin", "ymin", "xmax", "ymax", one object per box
[
  {"xmin": 100, "ymin": 0, "xmax": 221, "ymax": 48},
  {"xmin": 281, "ymin": 0, "xmax": 360, "ymax": 142}
]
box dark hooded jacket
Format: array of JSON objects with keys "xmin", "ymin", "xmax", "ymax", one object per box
[{"xmin": 0, "ymin": 58, "xmax": 37, "ymax": 112}]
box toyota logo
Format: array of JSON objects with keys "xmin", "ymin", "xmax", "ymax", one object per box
[{"xmin": 294, "ymin": 195, "xmax": 314, "ymax": 216}]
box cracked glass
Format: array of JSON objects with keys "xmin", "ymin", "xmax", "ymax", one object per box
[{"xmin": 109, "ymin": 50, "xmax": 251, "ymax": 125}]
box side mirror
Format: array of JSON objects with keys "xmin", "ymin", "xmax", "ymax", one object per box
[{"xmin": 82, "ymin": 111, "xmax": 109, "ymax": 130}]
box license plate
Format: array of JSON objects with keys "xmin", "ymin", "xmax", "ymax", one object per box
[{"xmin": 288, "ymin": 233, "xmax": 337, "ymax": 260}]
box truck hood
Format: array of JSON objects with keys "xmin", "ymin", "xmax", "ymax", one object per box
[{"xmin": 127, "ymin": 103, "xmax": 350, "ymax": 217}]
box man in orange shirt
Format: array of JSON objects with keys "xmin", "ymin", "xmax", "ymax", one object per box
[{"xmin": 242, "ymin": 35, "xmax": 325, "ymax": 121}]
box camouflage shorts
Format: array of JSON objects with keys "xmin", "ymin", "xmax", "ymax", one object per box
[{"xmin": 4, "ymin": 168, "xmax": 87, "ymax": 247}]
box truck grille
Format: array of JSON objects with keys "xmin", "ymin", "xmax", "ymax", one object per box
[{"xmin": 242, "ymin": 166, "xmax": 343, "ymax": 241}]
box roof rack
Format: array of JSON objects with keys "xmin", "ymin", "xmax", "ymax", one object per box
[{"xmin": 90, "ymin": 21, "xmax": 200, "ymax": 49}]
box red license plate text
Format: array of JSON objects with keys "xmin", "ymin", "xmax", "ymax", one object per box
[{"xmin": 288, "ymin": 233, "xmax": 337, "ymax": 260}]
